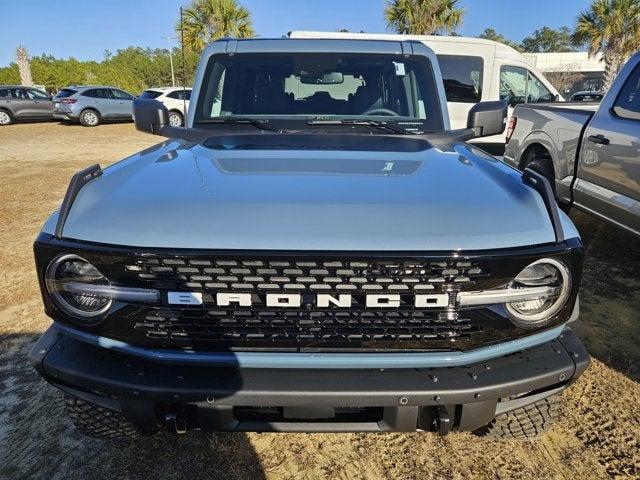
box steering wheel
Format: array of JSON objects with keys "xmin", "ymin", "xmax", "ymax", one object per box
[{"xmin": 362, "ymin": 107, "xmax": 398, "ymax": 116}]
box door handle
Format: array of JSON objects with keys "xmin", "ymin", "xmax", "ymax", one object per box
[{"xmin": 587, "ymin": 134, "xmax": 610, "ymax": 145}]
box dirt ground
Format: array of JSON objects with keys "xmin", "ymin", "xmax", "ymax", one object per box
[{"xmin": 0, "ymin": 122, "xmax": 638, "ymax": 480}]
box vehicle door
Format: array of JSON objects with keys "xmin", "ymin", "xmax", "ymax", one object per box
[
  {"xmin": 82, "ymin": 88, "xmax": 112, "ymax": 116},
  {"xmin": 10, "ymin": 88, "xmax": 38, "ymax": 117},
  {"xmin": 110, "ymin": 89, "xmax": 134, "ymax": 118},
  {"xmin": 574, "ymin": 58, "xmax": 640, "ymax": 234},
  {"xmin": 25, "ymin": 88, "xmax": 53, "ymax": 118},
  {"xmin": 166, "ymin": 89, "xmax": 191, "ymax": 115}
]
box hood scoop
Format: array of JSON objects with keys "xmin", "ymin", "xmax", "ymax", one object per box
[
  {"xmin": 203, "ymin": 133, "xmax": 433, "ymax": 152},
  {"xmin": 214, "ymin": 157, "xmax": 421, "ymax": 176}
]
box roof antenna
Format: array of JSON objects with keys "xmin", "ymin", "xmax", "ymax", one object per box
[{"xmin": 180, "ymin": 6, "xmax": 188, "ymax": 129}]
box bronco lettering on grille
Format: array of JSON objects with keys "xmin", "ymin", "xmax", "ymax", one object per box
[{"xmin": 168, "ymin": 292, "xmax": 450, "ymax": 308}]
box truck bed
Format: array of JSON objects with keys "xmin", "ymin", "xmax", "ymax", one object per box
[{"xmin": 504, "ymin": 102, "xmax": 596, "ymax": 203}]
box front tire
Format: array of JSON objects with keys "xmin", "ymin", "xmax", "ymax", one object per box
[
  {"xmin": 79, "ymin": 109, "xmax": 100, "ymax": 127},
  {"xmin": 0, "ymin": 109, "xmax": 13, "ymax": 126},
  {"xmin": 168, "ymin": 110, "xmax": 184, "ymax": 127},
  {"xmin": 64, "ymin": 395, "xmax": 142, "ymax": 439},
  {"xmin": 526, "ymin": 159, "xmax": 556, "ymax": 194},
  {"xmin": 473, "ymin": 394, "xmax": 560, "ymax": 440}
]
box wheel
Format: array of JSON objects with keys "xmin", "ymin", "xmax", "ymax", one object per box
[
  {"xmin": 64, "ymin": 395, "xmax": 142, "ymax": 439},
  {"xmin": 473, "ymin": 394, "xmax": 560, "ymax": 440},
  {"xmin": 168, "ymin": 110, "xmax": 184, "ymax": 127},
  {"xmin": 0, "ymin": 109, "xmax": 13, "ymax": 126},
  {"xmin": 79, "ymin": 109, "xmax": 100, "ymax": 127}
]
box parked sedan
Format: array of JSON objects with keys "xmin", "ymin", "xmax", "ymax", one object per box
[
  {"xmin": 0, "ymin": 85, "xmax": 54, "ymax": 125},
  {"xmin": 138, "ymin": 87, "xmax": 191, "ymax": 126},
  {"xmin": 53, "ymin": 86, "xmax": 135, "ymax": 126}
]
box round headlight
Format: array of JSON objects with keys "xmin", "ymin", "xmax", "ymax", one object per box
[
  {"xmin": 45, "ymin": 254, "xmax": 112, "ymax": 318},
  {"xmin": 506, "ymin": 258, "xmax": 571, "ymax": 328}
]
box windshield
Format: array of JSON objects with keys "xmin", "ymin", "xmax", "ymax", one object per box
[{"xmin": 195, "ymin": 53, "xmax": 444, "ymax": 131}]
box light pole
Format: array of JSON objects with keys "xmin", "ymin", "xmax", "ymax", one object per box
[{"xmin": 162, "ymin": 36, "xmax": 176, "ymax": 87}]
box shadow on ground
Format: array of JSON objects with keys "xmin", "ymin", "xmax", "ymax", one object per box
[
  {"xmin": 0, "ymin": 334, "xmax": 266, "ymax": 480},
  {"xmin": 569, "ymin": 210, "xmax": 640, "ymax": 382}
]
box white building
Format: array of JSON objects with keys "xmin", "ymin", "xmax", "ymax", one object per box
[
  {"xmin": 523, "ymin": 52, "xmax": 605, "ymax": 95},
  {"xmin": 523, "ymin": 52, "xmax": 604, "ymax": 73}
]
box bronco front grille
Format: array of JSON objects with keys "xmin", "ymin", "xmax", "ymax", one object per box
[
  {"xmin": 34, "ymin": 236, "xmax": 583, "ymax": 353},
  {"xmin": 120, "ymin": 257, "xmax": 496, "ymax": 351}
]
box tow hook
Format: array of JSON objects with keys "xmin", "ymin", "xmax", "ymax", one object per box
[
  {"xmin": 165, "ymin": 412, "xmax": 187, "ymax": 434},
  {"xmin": 432, "ymin": 406, "xmax": 452, "ymax": 436}
]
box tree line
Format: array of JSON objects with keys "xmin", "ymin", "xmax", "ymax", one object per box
[
  {"xmin": 2, "ymin": 0, "xmax": 639, "ymax": 93},
  {"xmin": 0, "ymin": 47, "xmax": 199, "ymax": 95}
]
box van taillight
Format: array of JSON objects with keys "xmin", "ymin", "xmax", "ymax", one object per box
[
  {"xmin": 506, "ymin": 116, "xmax": 517, "ymax": 143},
  {"xmin": 60, "ymin": 98, "xmax": 77, "ymax": 104}
]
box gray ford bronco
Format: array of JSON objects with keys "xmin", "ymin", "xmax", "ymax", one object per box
[{"xmin": 30, "ymin": 38, "xmax": 588, "ymax": 439}]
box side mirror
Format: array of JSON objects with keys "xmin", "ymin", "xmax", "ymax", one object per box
[
  {"xmin": 467, "ymin": 100, "xmax": 508, "ymax": 138},
  {"xmin": 133, "ymin": 98, "xmax": 169, "ymax": 135}
]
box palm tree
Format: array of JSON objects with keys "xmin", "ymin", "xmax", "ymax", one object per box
[
  {"xmin": 15, "ymin": 46, "xmax": 33, "ymax": 86},
  {"xmin": 177, "ymin": 0, "xmax": 255, "ymax": 52},
  {"xmin": 384, "ymin": 0, "xmax": 464, "ymax": 35},
  {"xmin": 572, "ymin": 0, "xmax": 640, "ymax": 90}
]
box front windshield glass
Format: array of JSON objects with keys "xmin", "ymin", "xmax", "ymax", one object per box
[{"xmin": 195, "ymin": 53, "xmax": 444, "ymax": 131}]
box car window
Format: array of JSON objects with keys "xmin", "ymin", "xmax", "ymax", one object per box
[
  {"xmin": 82, "ymin": 89, "xmax": 112, "ymax": 99},
  {"xmin": 167, "ymin": 89, "xmax": 191, "ymax": 100},
  {"xmin": 436, "ymin": 54, "xmax": 483, "ymax": 103},
  {"xmin": 55, "ymin": 88, "xmax": 78, "ymax": 99},
  {"xmin": 500, "ymin": 65, "xmax": 555, "ymax": 106},
  {"xmin": 526, "ymin": 71, "xmax": 555, "ymax": 103},
  {"xmin": 26, "ymin": 89, "xmax": 50, "ymax": 100},
  {"xmin": 139, "ymin": 90, "xmax": 162, "ymax": 99},
  {"xmin": 111, "ymin": 89, "xmax": 133, "ymax": 100},
  {"xmin": 613, "ymin": 63, "xmax": 640, "ymax": 121},
  {"xmin": 0, "ymin": 88, "xmax": 11, "ymax": 98},
  {"xmin": 500, "ymin": 65, "xmax": 528, "ymax": 106},
  {"xmin": 13, "ymin": 88, "xmax": 30, "ymax": 100}
]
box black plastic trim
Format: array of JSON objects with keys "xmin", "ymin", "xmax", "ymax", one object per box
[
  {"xmin": 54, "ymin": 164, "xmax": 102, "ymax": 238},
  {"xmin": 523, "ymin": 167, "xmax": 565, "ymax": 242}
]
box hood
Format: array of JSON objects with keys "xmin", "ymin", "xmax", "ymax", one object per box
[{"xmin": 56, "ymin": 134, "xmax": 559, "ymax": 251}]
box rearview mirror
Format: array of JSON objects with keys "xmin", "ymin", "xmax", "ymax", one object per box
[
  {"xmin": 467, "ymin": 101, "xmax": 508, "ymax": 138},
  {"xmin": 300, "ymin": 72, "xmax": 344, "ymax": 84},
  {"xmin": 133, "ymin": 98, "xmax": 169, "ymax": 135}
]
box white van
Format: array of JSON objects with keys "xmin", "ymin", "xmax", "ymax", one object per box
[{"xmin": 289, "ymin": 31, "xmax": 563, "ymax": 147}]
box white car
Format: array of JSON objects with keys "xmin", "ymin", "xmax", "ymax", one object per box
[
  {"xmin": 138, "ymin": 87, "xmax": 192, "ymax": 127},
  {"xmin": 289, "ymin": 31, "xmax": 563, "ymax": 150}
]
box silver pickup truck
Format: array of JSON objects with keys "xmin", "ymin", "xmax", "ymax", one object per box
[
  {"xmin": 29, "ymin": 38, "xmax": 588, "ymax": 441},
  {"xmin": 504, "ymin": 52, "xmax": 640, "ymax": 236}
]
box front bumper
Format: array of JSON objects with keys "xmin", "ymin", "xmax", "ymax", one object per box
[{"xmin": 30, "ymin": 325, "xmax": 589, "ymax": 433}]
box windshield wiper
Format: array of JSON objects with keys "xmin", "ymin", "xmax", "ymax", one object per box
[
  {"xmin": 198, "ymin": 117, "xmax": 287, "ymax": 133},
  {"xmin": 307, "ymin": 119, "xmax": 414, "ymax": 135}
]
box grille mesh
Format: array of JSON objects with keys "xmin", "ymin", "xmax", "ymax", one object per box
[
  {"xmin": 134, "ymin": 308, "xmax": 481, "ymax": 348},
  {"xmin": 128, "ymin": 258, "xmax": 486, "ymax": 293},
  {"xmin": 123, "ymin": 257, "xmax": 490, "ymax": 350}
]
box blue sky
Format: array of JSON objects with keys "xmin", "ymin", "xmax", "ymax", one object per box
[{"xmin": 0, "ymin": 0, "xmax": 592, "ymax": 67}]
